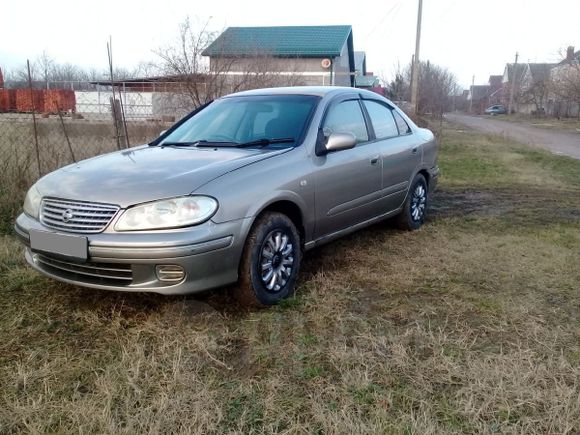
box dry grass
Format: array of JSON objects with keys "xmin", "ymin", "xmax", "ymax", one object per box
[{"xmin": 0, "ymin": 123, "xmax": 579, "ymax": 433}]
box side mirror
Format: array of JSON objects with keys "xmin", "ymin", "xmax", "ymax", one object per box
[{"xmin": 325, "ymin": 132, "xmax": 357, "ymax": 153}]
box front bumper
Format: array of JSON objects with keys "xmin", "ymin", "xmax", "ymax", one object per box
[{"xmin": 15, "ymin": 213, "xmax": 253, "ymax": 295}]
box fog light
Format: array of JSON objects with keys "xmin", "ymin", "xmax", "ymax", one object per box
[{"xmin": 155, "ymin": 265, "xmax": 185, "ymax": 283}]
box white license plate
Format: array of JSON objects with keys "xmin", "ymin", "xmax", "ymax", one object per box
[{"xmin": 29, "ymin": 229, "xmax": 88, "ymax": 261}]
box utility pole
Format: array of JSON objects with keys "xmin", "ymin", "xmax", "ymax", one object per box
[
  {"xmin": 469, "ymin": 75, "xmax": 474, "ymax": 113},
  {"xmin": 410, "ymin": 0, "xmax": 423, "ymax": 114},
  {"xmin": 508, "ymin": 52, "xmax": 519, "ymax": 115}
]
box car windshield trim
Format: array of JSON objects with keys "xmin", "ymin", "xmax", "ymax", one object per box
[{"xmin": 156, "ymin": 95, "xmax": 321, "ymax": 150}]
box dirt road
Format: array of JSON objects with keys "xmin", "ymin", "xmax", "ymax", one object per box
[{"xmin": 446, "ymin": 113, "xmax": 580, "ymax": 159}]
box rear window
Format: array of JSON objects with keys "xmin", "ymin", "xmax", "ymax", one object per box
[
  {"xmin": 363, "ymin": 100, "xmax": 398, "ymax": 139},
  {"xmin": 392, "ymin": 110, "xmax": 411, "ymax": 134}
]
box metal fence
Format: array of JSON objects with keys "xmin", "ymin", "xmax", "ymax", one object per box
[{"xmin": 0, "ymin": 82, "xmax": 198, "ymax": 229}]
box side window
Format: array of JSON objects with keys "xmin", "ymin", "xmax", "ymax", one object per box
[
  {"xmin": 392, "ymin": 110, "xmax": 411, "ymax": 135},
  {"xmin": 323, "ymin": 100, "xmax": 368, "ymax": 143},
  {"xmin": 363, "ymin": 100, "xmax": 399, "ymax": 139}
]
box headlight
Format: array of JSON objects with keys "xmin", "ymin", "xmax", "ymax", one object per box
[
  {"xmin": 115, "ymin": 196, "xmax": 218, "ymax": 231},
  {"xmin": 23, "ymin": 185, "xmax": 42, "ymax": 219}
]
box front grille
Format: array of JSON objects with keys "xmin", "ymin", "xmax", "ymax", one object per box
[
  {"xmin": 40, "ymin": 198, "xmax": 119, "ymax": 233},
  {"xmin": 35, "ymin": 254, "xmax": 133, "ymax": 286}
]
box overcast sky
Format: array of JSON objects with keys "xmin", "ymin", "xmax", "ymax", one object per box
[{"xmin": 2, "ymin": 0, "xmax": 578, "ymax": 88}]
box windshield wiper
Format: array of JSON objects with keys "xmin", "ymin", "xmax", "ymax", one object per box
[
  {"xmin": 236, "ymin": 137, "xmax": 296, "ymax": 148},
  {"xmin": 160, "ymin": 140, "xmax": 235, "ymax": 148},
  {"xmin": 160, "ymin": 140, "xmax": 203, "ymax": 147},
  {"xmin": 161, "ymin": 137, "xmax": 296, "ymax": 148}
]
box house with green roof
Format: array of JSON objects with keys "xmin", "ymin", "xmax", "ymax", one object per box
[
  {"xmin": 202, "ymin": 25, "xmax": 356, "ymax": 87},
  {"xmin": 355, "ymin": 75, "xmax": 380, "ymax": 89},
  {"xmin": 354, "ymin": 51, "xmax": 367, "ymax": 76}
]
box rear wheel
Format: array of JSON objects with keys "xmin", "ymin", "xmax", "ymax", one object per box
[
  {"xmin": 396, "ymin": 173, "xmax": 428, "ymax": 230},
  {"xmin": 236, "ymin": 212, "xmax": 301, "ymax": 307}
]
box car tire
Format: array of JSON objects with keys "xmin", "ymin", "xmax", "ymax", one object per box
[
  {"xmin": 396, "ymin": 173, "xmax": 428, "ymax": 231},
  {"xmin": 236, "ymin": 212, "xmax": 302, "ymax": 307}
]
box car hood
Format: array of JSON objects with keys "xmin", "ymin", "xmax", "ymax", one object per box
[{"xmin": 36, "ymin": 145, "xmax": 289, "ymax": 207}]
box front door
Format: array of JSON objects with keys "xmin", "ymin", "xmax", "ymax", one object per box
[{"xmin": 313, "ymin": 98, "xmax": 382, "ymax": 238}]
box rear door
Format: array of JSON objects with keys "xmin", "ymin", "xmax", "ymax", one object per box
[
  {"xmin": 313, "ymin": 96, "xmax": 382, "ymax": 238},
  {"xmin": 362, "ymin": 99, "xmax": 422, "ymax": 212}
]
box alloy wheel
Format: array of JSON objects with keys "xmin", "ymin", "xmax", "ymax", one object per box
[
  {"xmin": 410, "ymin": 183, "xmax": 427, "ymax": 222},
  {"xmin": 259, "ymin": 230, "xmax": 294, "ymax": 292}
]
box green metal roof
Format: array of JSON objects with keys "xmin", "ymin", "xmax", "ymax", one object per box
[{"xmin": 202, "ymin": 25, "xmax": 353, "ymax": 58}]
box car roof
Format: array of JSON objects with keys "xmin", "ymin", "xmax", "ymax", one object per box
[{"xmin": 224, "ymin": 86, "xmax": 380, "ymax": 99}]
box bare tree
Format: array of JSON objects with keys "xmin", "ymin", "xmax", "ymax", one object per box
[
  {"xmin": 8, "ymin": 62, "xmax": 38, "ymax": 87},
  {"xmin": 387, "ymin": 60, "xmax": 458, "ymax": 117},
  {"xmin": 51, "ymin": 63, "xmax": 83, "ymax": 82},
  {"xmin": 7, "ymin": 57, "xmax": 88, "ymax": 89},
  {"xmin": 389, "ymin": 74, "xmax": 408, "ymax": 101},
  {"xmin": 383, "ymin": 63, "xmax": 408, "ymax": 102},
  {"xmin": 133, "ymin": 61, "xmax": 162, "ymax": 78},
  {"xmin": 155, "ymin": 17, "xmax": 305, "ymax": 110},
  {"xmin": 36, "ymin": 50, "xmax": 54, "ymax": 89},
  {"xmin": 519, "ymin": 78, "xmax": 549, "ymax": 115},
  {"xmin": 550, "ymin": 62, "xmax": 580, "ymax": 118}
]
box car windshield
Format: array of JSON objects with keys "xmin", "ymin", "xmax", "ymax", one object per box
[{"xmin": 160, "ymin": 95, "xmax": 320, "ymax": 148}]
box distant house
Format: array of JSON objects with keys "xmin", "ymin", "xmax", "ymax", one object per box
[
  {"xmin": 468, "ymin": 85, "xmax": 490, "ymax": 114},
  {"xmin": 500, "ymin": 62, "xmax": 560, "ymax": 114},
  {"xmin": 464, "ymin": 75, "xmax": 509, "ymax": 113},
  {"xmin": 202, "ymin": 25, "xmax": 356, "ymax": 87},
  {"xmin": 518, "ymin": 63, "xmax": 556, "ymax": 114},
  {"xmin": 355, "ymin": 75, "xmax": 380, "ymax": 89},
  {"xmin": 487, "ymin": 75, "xmax": 504, "ymax": 105},
  {"xmin": 353, "ymin": 52, "xmax": 382, "ymax": 92},
  {"xmin": 501, "ymin": 63, "xmax": 527, "ymax": 110},
  {"xmin": 354, "ymin": 51, "xmax": 367, "ymax": 76}
]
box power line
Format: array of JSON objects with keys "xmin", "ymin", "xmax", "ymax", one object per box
[{"xmin": 363, "ymin": 0, "xmax": 403, "ymax": 42}]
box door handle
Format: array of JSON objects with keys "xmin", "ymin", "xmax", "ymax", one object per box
[
  {"xmin": 370, "ymin": 155, "xmax": 380, "ymax": 165},
  {"xmin": 411, "ymin": 146, "xmax": 419, "ymax": 155}
]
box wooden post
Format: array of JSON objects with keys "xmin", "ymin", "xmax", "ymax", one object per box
[
  {"xmin": 56, "ymin": 102, "xmax": 76, "ymax": 163},
  {"xmin": 27, "ymin": 60, "xmax": 42, "ymax": 178},
  {"xmin": 110, "ymin": 97, "xmax": 127, "ymax": 149},
  {"xmin": 508, "ymin": 52, "xmax": 519, "ymax": 115},
  {"xmin": 410, "ymin": 0, "xmax": 423, "ymax": 114}
]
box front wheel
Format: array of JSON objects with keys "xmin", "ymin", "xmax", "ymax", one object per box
[
  {"xmin": 396, "ymin": 173, "xmax": 428, "ymax": 231},
  {"xmin": 236, "ymin": 212, "xmax": 302, "ymax": 307}
]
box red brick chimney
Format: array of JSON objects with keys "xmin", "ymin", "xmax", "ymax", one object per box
[{"xmin": 566, "ymin": 46, "xmax": 575, "ymax": 62}]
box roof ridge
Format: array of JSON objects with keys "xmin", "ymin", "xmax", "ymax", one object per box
[
  {"xmin": 202, "ymin": 25, "xmax": 354, "ymax": 58},
  {"xmin": 225, "ymin": 25, "xmax": 352, "ymax": 29}
]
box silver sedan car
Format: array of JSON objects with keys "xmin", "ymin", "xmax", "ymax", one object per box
[{"xmin": 15, "ymin": 87, "xmax": 439, "ymax": 306}]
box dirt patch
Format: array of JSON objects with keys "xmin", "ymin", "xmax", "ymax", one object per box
[{"xmin": 431, "ymin": 187, "xmax": 580, "ymax": 225}]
